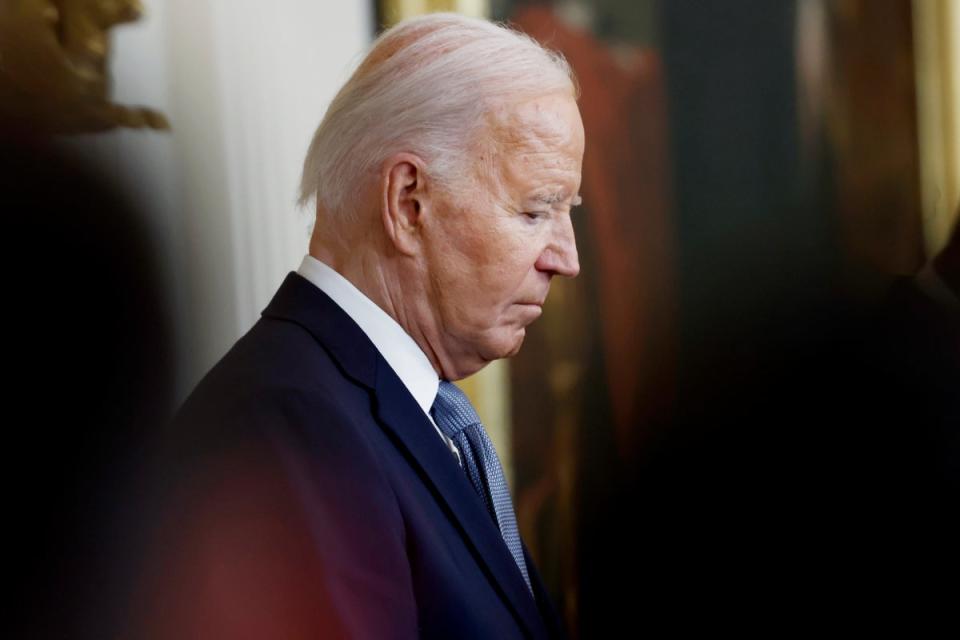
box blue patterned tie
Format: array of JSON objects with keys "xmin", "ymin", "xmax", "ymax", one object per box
[{"xmin": 431, "ymin": 381, "xmax": 533, "ymax": 595}]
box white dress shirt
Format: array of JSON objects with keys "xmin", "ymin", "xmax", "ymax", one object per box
[{"xmin": 297, "ymin": 255, "xmax": 458, "ymax": 455}]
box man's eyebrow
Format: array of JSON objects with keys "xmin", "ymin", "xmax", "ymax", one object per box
[{"xmin": 529, "ymin": 192, "xmax": 583, "ymax": 206}]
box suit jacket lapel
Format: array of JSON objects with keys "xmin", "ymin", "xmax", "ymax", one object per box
[
  {"xmin": 263, "ymin": 273, "xmax": 547, "ymax": 638},
  {"xmin": 373, "ymin": 363, "xmax": 547, "ymax": 638}
]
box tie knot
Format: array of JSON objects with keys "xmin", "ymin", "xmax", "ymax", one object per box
[{"xmin": 431, "ymin": 380, "xmax": 481, "ymax": 437}]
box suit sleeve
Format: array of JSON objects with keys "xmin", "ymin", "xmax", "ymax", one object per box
[{"xmin": 128, "ymin": 387, "xmax": 419, "ymax": 640}]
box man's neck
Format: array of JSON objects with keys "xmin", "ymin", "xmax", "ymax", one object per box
[{"xmin": 309, "ymin": 243, "xmax": 454, "ymax": 377}]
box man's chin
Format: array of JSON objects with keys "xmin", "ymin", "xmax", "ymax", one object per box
[
  {"xmin": 470, "ymin": 327, "xmax": 528, "ymax": 370},
  {"xmin": 498, "ymin": 328, "xmax": 527, "ymax": 359}
]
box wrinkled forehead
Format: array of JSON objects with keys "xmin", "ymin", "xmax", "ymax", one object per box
[
  {"xmin": 484, "ymin": 92, "xmax": 584, "ymax": 154},
  {"xmin": 473, "ymin": 93, "xmax": 584, "ymax": 195}
]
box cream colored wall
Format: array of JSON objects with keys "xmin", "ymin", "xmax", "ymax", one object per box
[
  {"xmin": 62, "ymin": 1, "xmax": 373, "ymax": 404},
  {"xmin": 382, "ymin": 0, "xmax": 489, "ymax": 22},
  {"xmin": 914, "ymin": 0, "xmax": 960, "ymax": 258}
]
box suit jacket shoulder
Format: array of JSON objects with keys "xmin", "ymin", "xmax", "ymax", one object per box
[{"xmin": 132, "ymin": 272, "xmax": 565, "ymax": 640}]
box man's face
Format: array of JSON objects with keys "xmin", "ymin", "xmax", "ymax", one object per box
[{"xmin": 420, "ymin": 91, "xmax": 584, "ymax": 375}]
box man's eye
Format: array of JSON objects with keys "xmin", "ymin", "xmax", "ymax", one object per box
[{"xmin": 523, "ymin": 211, "xmax": 546, "ymax": 220}]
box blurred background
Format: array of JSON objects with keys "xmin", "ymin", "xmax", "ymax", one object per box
[{"xmin": 3, "ymin": 0, "xmax": 957, "ymax": 636}]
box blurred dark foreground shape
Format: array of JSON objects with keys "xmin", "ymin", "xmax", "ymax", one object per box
[
  {"xmin": 1, "ymin": 3, "xmax": 173, "ymax": 637},
  {"xmin": 1, "ymin": 132, "xmax": 174, "ymax": 639},
  {"xmin": 599, "ymin": 220, "xmax": 960, "ymax": 632}
]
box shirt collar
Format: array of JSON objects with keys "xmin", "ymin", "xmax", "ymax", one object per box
[{"xmin": 296, "ymin": 255, "xmax": 440, "ymax": 417}]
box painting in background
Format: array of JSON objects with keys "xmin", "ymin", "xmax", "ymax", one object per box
[
  {"xmin": 495, "ymin": 0, "xmax": 932, "ymax": 636},
  {"xmin": 491, "ymin": 1, "xmax": 674, "ymax": 634}
]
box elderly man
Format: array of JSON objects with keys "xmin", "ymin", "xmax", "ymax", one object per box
[{"xmin": 140, "ymin": 13, "xmax": 583, "ymax": 640}]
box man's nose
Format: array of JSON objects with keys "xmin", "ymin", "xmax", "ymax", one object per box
[{"xmin": 535, "ymin": 218, "xmax": 580, "ymax": 278}]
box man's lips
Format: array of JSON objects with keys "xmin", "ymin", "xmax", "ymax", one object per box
[{"xmin": 517, "ymin": 293, "xmax": 549, "ymax": 307}]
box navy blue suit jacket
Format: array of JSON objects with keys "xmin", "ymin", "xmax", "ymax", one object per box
[{"xmin": 144, "ymin": 272, "xmax": 566, "ymax": 639}]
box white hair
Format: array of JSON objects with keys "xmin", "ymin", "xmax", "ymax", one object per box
[{"xmin": 298, "ymin": 12, "xmax": 577, "ymax": 235}]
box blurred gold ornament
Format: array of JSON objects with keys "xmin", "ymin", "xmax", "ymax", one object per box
[{"xmin": 0, "ymin": 0, "xmax": 169, "ymax": 134}]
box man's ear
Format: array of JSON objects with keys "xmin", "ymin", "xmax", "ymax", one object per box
[{"xmin": 381, "ymin": 153, "xmax": 430, "ymax": 256}]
